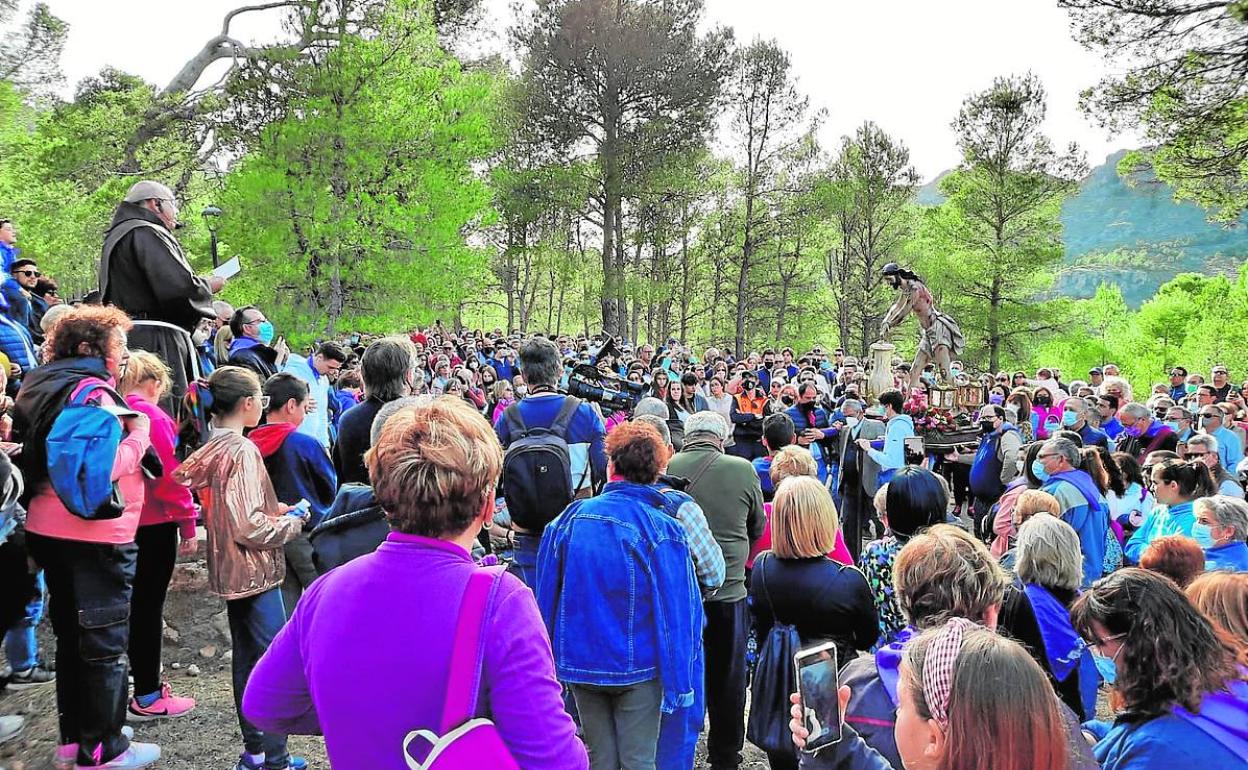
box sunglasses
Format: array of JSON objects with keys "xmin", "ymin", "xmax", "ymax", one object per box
[{"xmin": 14, "ymin": 269, "xmax": 39, "ymax": 277}]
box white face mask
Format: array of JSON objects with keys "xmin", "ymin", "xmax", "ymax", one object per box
[
  {"xmin": 191, "ymin": 328, "xmax": 210, "ymax": 346},
  {"xmin": 844, "ymin": 416, "xmax": 860, "ymax": 428}
]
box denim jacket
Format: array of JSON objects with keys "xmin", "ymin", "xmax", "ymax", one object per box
[{"xmin": 537, "ymin": 480, "xmax": 701, "ymax": 714}]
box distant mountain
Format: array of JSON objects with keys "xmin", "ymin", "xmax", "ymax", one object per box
[{"xmin": 917, "ymin": 150, "xmax": 1248, "ymax": 306}]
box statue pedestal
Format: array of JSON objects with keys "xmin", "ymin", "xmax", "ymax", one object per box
[{"xmin": 867, "ymin": 342, "xmax": 895, "ymax": 398}]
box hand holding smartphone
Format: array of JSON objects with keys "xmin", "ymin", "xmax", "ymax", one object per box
[{"xmin": 795, "ymin": 642, "xmax": 842, "ymax": 753}]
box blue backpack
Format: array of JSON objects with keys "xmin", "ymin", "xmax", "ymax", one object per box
[{"xmin": 45, "ymin": 379, "xmax": 129, "ymax": 520}]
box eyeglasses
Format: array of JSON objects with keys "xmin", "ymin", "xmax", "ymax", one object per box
[
  {"xmin": 1185, "ymin": 451, "xmax": 1209, "ymax": 458},
  {"xmin": 253, "ymin": 394, "xmax": 270, "ymax": 409},
  {"xmin": 1036, "ymin": 453, "xmax": 1060, "ymax": 460},
  {"xmin": 14, "ymin": 270, "xmax": 38, "ymax": 277},
  {"xmin": 1088, "ymin": 631, "xmax": 1127, "ymax": 649}
]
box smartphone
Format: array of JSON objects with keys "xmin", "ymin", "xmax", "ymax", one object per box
[{"xmin": 795, "ymin": 642, "xmax": 841, "ymax": 753}]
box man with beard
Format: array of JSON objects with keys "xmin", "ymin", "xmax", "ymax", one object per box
[{"xmin": 98, "ymin": 181, "xmax": 227, "ymax": 415}]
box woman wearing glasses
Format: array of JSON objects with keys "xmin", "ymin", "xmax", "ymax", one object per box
[
  {"xmin": 1073, "ymin": 569, "xmax": 1248, "ymax": 770},
  {"xmin": 176, "ymin": 366, "xmax": 310, "ymax": 770}
]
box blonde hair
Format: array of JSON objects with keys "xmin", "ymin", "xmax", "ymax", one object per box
[
  {"xmin": 119, "ymin": 349, "xmax": 172, "ymax": 396},
  {"xmin": 1016, "ymin": 513, "xmax": 1083, "ymax": 591},
  {"xmin": 1186, "ymin": 571, "xmax": 1248, "ymax": 649},
  {"xmin": 769, "ymin": 445, "xmax": 818, "ymax": 486},
  {"xmin": 1014, "ymin": 489, "xmax": 1060, "ymax": 526},
  {"xmin": 873, "ymin": 483, "xmax": 889, "ymax": 517},
  {"xmin": 366, "ymin": 397, "xmax": 503, "ymax": 538},
  {"xmin": 771, "ymin": 475, "xmax": 838, "ymax": 559}
]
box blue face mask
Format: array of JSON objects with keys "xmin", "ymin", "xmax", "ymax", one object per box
[
  {"xmin": 1191, "ymin": 521, "xmax": 1216, "ymax": 549},
  {"xmin": 1062, "ymin": 411, "xmax": 1079, "ymax": 427},
  {"xmin": 257, "ymin": 321, "xmax": 275, "ymax": 345},
  {"xmin": 1031, "ymin": 459, "xmax": 1050, "ymax": 482},
  {"xmin": 1091, "ymin": 647, "xmax": 1119, "ymax": 685},
  {"xmin": 1165, "ymin": 420, "xmax": 1182, "ymax": 433}
]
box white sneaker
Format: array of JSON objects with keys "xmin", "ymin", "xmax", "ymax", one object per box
[
  {"xmin": 75, "ymin": 740, "xmax": 160, "ymax": 769},
  {"xmin": 55, "ymin": 727, "xmax": 135, "ymax": 770}
]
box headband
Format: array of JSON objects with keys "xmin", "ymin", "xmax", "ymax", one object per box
[{"xmin": 921, "ymin": 617, "xmax": 976, "ymax": 727}]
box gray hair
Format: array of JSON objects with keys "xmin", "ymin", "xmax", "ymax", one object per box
[
  {"xmin": 684, "ymin": 410, "xmax": 729, "ymax": 442},
  {"xmin": 1042, "ymin": 436, "xmax": 1080, "ymax": 468},
  {"xmin": 1063, "ymin": 396, "xmax": 1087, "ymax": 414},
  {"xmin": 842, "ymin": 399, "xmax": 863, "ymax": 416},
  {"xmin": 634, "ymin": 413, "xmax": 672, "ymax": 447},
  {"xmin": 370, "ymin": 395, "xmax": 433, "ymax": 447},
  {"xmin": 1119, "ymin": 402, "xmax": 1151, "ymax": 421},
  {"xmin": 634, "ymin": 397, "xmax": 669, "ymax": 419},
  {"xmin": 40, "ymin": 303, "xmax": 72, "ymax": 333},
  {"xmin": 1195, "ymin": 495, "xmax": 1248, "ymax": 540},
  {"xmin": 1187, "ymin": 433, "xmax": 1219, "ymax": 453},
  {"xmin": 1015, "ymin": 513, "xmax": 1083, "ymax": 591}
]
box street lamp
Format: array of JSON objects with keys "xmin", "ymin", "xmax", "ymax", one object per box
[{"xmin": 201, "ymin": 205, "xmax": 222, "ymax": 268}]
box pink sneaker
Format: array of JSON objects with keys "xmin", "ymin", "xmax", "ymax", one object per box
[
  {"xmin": 56, "ymin": 727, "xmax": 134, "ymax": 770},
  {"xmin": 126, "ymin": 683, "xmax": 196, "ymax": 722}
]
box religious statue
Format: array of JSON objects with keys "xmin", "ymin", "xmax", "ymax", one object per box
[{"xmin": 876, "ymin": 263, "xmax": 965, "ymax": 388}]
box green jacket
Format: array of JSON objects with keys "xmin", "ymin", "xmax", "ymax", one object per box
[{"xmin": 668, "ymin": 439, "xmax": 765, "ymax": 603}]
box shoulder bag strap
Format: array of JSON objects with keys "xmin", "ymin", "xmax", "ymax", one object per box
[
  {"xmin": 549, "ymin": 396, "xmax": 582, "ymax": 440},
  {"xmin": 757, "ymin": 552, "xmax": 783, "ymax": 626},
  {"xmin": 503, "ymin": 402, "xmax": 527, "ymax": 439},
  {"xmin": 439, "ymin": 565, "xmax": 505, "ymax": 734},
  {"xmin": 685, "ymin": 451, "xmax": 720, "ymax": 492}
]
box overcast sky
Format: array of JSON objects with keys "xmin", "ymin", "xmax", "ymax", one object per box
[{"xmin": 50, "ymin": 0, "xmax": 1137, "ymax": 180}]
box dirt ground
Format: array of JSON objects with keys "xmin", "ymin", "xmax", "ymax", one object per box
[{"xmin": 0, "ymin": 555, "xmax": 768, "ymax": 770}]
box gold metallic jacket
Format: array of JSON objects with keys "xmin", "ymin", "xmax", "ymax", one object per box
[{"xmin": 175, "ymin": 429, "xmax": 303, "ymax": 600}]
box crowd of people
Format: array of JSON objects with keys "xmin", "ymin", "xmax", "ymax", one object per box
[{"xmin": 0, "ymin": 179, "xmax": 1246, "ymax": 770}]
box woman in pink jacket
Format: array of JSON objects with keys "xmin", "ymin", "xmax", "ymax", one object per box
[
  {"xmin": 120, "ymin": 351, "xmax": 198, "ymax": 723},
  {"xmin": 15, "ymin": 306, "xmax": 161, "ymax": 769}
]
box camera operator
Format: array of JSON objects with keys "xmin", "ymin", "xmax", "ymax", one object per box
[
  {"xmin": 494, "ymin": 336, "xmax": 607, "ymax": 589},
  {"xmin": 729, "ymin": 370, "xmax": 771, "ymax": 460}
]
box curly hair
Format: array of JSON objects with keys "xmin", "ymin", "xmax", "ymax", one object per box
[
  {"xmin": 605, "ymin": 421, "xmax": 667, "ymax": 485},
  {"xmin": 894, "ymin": 524, "xmax": 1010, "ymax": 629},
  {"xmin": 1071, "ymin": 568, "xmax": 1246, "ymax": 718},
  {"xmin": 1139, "ymin": 535, "xmax": 1205, "ymax": 588},
  {"xmin": 45, "ymin": 305, "xmax": 132, "ymax": 362}
]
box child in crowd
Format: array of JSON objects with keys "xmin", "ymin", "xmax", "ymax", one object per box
[
  {"xmin": 119, "ymin": 351, "xmax": 198, "ymax": 721},
  {"xmin": 249, "ymin": 373, "xmax": 338, "ymax": 616},
  {"xmin": 175, "ymin": 367, "xmax": 308, "ymax": 770}
]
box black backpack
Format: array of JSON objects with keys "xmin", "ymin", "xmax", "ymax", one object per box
[{"xmin": 501, "ymin": 397, "xmax": 582, "ymax": 532}]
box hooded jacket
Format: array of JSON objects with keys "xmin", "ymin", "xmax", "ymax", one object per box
[
  {"xmin": 249, "ymin": 422, "xmax": 337, "ymax": 529},
  {"xmin": 16, "ymin": 358, "xmax": 152, "ymax": 545},
  {"xmin": 1088, "ymin": 678, "xmax": 1248, "ymax": 769},
  {"xmin": 99, "ymin": 202, "xmax": 214, "ymax": 330},
  {"xmin": 175, "ymin": 428, "xmax": 302, "ymax": 599}
]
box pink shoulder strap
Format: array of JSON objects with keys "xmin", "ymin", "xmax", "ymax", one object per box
[
  {"xmin": 439, "ymin": 565, "xmax": 505, "ymax": 734},
  {"xmin": 69, "ymin": 377, "xmax": 110, "ymax": 403}
]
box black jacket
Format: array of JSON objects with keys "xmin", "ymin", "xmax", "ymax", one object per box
[
  {"xmin": 99, "ymin": 203, "xmax": 214, "ymax": 330},
  {"xmin": 309, "ymin": 483, "xmax": 388, "ymax": 574},
  {"xmin": 748, "ymin": 551, "xmax": 878, "ymax": 669},
  {"xmin": 227, "ymin": 343, "xmax": 280, "ymax": 380},
  {"xmin": 12, "ymin": 357, "xmax": 111, "ymax": 500}
]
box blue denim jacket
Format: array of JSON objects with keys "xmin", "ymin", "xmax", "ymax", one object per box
[{"xmin": 537, "ymin": 480, "xmax": 701, "ymax": 714}]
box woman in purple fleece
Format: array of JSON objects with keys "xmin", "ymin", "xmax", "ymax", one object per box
[{"xmin": 241, "ymin": 397, "xmax": 588, "ymax": 770}]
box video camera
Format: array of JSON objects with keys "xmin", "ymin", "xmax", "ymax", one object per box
[{"xmin": 566, "ymin": 334, "xmax": 646, "ymax": 414}]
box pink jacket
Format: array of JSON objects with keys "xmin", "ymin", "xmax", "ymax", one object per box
[
  {"xmin": 126, "ymin": 394, "xmax": 197, "ymax": 539},
  {"xmin": 25, "ymin": 387, "xmax": 151, "ymax": 545}
]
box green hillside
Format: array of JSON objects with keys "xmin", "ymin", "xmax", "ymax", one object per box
[{"xmin": 917, "ymin": 151, "xmax": 1248, "ymax": 306}]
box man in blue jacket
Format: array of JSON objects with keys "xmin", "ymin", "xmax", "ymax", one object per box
[
  {"xmin": 250, "ymin": 373, "xmax": 338, "ymax": 617},
  {"xmin": 858, "ymin": 389, "xmax": 914, "ymax": 487},
  {"xmin": 1037, "ymin": 437, "xmax": 1108, "ymax": 586},
  {"xmin": 282, "ymin": 342, "xmax": 347, "ymax": 451},
  {"xmin": 495, "ymin": 336, "xmax": 606, "ymax": 589}
]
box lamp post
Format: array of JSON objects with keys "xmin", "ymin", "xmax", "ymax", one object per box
[{"xmin": 201, "ymin": 205, "xmax": 222, "ymax": 268}]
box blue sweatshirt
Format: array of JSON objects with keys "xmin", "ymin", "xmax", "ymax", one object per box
[
  {"xmin": 250, "ymin": 423, "xmax": 339, "ymax": 529},
  {"xmin": 494, "ymin": 393, "xmax": 607, "ymax": 493}
]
